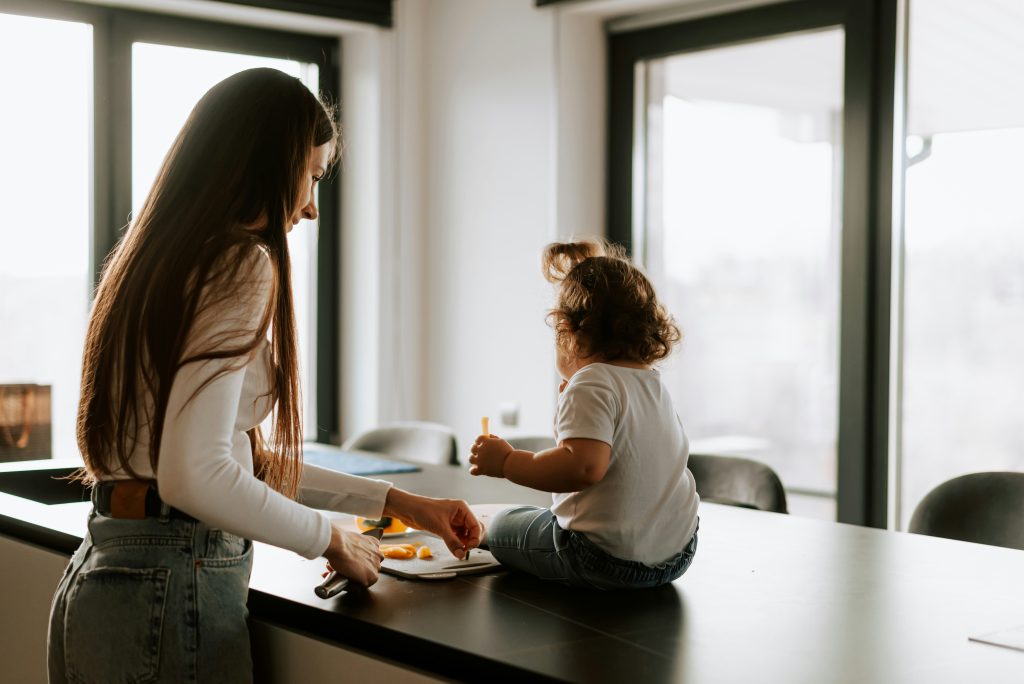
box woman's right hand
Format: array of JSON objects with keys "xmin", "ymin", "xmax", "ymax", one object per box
[{"xmin": 323, "ymin": 522, "xmax": 384, "ymax": 587}]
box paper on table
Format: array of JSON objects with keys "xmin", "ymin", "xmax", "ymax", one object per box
[{"xmin": 969, "ymin": 624, "xmax": 1024, "ymax": 653}]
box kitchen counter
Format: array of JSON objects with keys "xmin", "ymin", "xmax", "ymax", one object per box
[{"xmin": 2, "ymin": 458, "xmax": 1024, "ymax": 683}]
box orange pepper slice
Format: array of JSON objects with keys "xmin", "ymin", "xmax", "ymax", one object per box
[
  {"xmin": 355, "ymin": 517, "xmax": 408, "ymax": 535},
  {"xmin": 381, "ymin": 545, "xmax": 415, "ymax": 560}
]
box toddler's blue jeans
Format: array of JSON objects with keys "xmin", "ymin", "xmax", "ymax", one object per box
[{"xmin": 487, "ymin": 505, "xmax": 698, "ymax": 590}]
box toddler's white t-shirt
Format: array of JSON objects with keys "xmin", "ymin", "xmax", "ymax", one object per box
[{"xmin": 551, "ymin": 363, "xmax": 699, "ymax": 565}]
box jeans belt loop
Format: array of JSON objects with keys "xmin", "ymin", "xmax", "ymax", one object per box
[{"xmin": 158, "ymin": 498, "xmax": 171, "ymax": 523}]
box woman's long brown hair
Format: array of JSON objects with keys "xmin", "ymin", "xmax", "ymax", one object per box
[{"xmin": 77, "ymin": 68, "xmax": 339, "ymax": 498}]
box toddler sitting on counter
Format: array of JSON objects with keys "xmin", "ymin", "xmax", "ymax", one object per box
[{"xmin": 469, "ymin": 239, "xmax": 699, "ymax": 590}]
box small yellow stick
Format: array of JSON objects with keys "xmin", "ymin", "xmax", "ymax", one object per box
[{"xmin": 470, "ymin": 416, "xmax": 491, "ymax": 563}]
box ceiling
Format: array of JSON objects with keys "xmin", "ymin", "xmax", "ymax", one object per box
[{"xmin": 657, "ymin": 0, "xmax": 1024, "ymax": 137}]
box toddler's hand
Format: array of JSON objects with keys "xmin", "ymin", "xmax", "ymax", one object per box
[{"xmin": 468, "ymin": 435, "xmax": 513, "ymax": 478}]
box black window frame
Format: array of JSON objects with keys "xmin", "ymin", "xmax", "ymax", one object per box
[
  {"xmin": 608, "ymin": 0, "xmax": 903, "ymax": 528},
  {"xmin": 2, "ymin": 0, "xmax": 343, "ymax": 445}
]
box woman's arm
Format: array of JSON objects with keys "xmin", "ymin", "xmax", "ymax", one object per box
[
  {"xmin": 469, "ymin": 436, "xmax": 611, "ymax": 493},
  {"xmin": 299, "ymin": 462, "xmax": 392, "ymax": 517},
  {"xmin": 301, "ymin": 464, "xmax": 480, "ymax": 560}
]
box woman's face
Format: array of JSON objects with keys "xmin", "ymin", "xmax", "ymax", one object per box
[{"xmin": 289, "ymin": 143, "xmax": 332, "ymax": 231}]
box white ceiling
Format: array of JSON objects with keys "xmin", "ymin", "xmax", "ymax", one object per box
[
  {"xmin": 661, "ymin": 28, "xmax": 844, "ymax": 113},
  {"xmin": 907, "ymin": 0, "xmax": 1024, "ymax": 135},
  {"xmin": 657, "ymin": 0, "xmax": 1024, "ymax": 136}
]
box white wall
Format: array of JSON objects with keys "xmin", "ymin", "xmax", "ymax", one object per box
[{"xmin": 397, "ymin": 0, "xmax": 561, "ymax": 455}]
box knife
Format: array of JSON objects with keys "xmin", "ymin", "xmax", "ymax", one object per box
[{"xmin": 314, "ymin": 520, "xmax": 388, "ymax": 599}]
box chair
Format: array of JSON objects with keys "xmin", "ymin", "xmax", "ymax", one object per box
[
  {"xmin": 506, "ymin": 435, "xmax": 557, "ymax": 452},
  {"xmin": 908, "ymin": 472, "xmax": 1024, "ymax": 551},
  {"xmin": 341, "ymin": 421, "xmax": 459, "ymax": 466},
  {"xmin": 687, "ymin": 453, "xmax": 788, "ymax": 514}
]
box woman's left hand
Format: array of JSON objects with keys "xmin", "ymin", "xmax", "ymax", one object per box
[{"xmin": 383, "ymin": 489, "xmax": 482, "ymax": 559}]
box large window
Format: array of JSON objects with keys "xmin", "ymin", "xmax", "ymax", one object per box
[
  {"xmin": 614, "ymin": 0, "xmax": 1024, "ymax": 528},
  {"xmin": 0, "ymin": 13, "xmax": 92, "ymax": 461},
  {"xmin": 638, "ymin": 29, "xmax": 845, "ymax": 520},
  {"xmin": 610, "ymin": 0, "xmax": 898, "ymax": 526},
  {"xmin": 897, "ymin": 0, "xmax": 1024, "ymax": 527},
  {"xmin": 0, "ymin": 3, "xmax": 340, "ymax": 462}
]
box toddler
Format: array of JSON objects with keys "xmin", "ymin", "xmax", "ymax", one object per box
[{"xmin": 469, "ymin": 239, "xmax": 699, "ymax": 590}]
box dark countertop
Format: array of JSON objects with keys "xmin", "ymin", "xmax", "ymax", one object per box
[{"xmin": 3, "ymin": 458, "xmax": 1024, "ymax": 683}]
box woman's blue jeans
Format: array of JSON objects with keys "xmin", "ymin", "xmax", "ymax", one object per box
[
  {"xmin": 47, "ymin": 507, "xmax": 254, "ymax": 683},
  {"xmin": 487, "ymin": 505, "xmax": 698, "ymax": 590}
]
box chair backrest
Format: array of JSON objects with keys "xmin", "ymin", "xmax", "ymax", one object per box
[
  {"xmin": 908, "ymin": 472, "xmax": 1024, "ymax": 551},
  {"xmin": 341, "ymin": 421, "xmax": 459, "ymax": 466},
  {"xmin": 687, "ymin": 453, "xmax": 788, "ymax": 514},
  {"xmin": 506, "ymin": 435, "xmax": 557, "ymax": 452}
]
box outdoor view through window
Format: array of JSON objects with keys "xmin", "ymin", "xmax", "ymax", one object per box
[
  {"xmin": 641, "ymin": 29, "xmax": 845, "ymax": 520},
  {"xmin": 898, "ymin": 0, "xmax": 1024, "ymax": 528},
  {"xmin": 0, "ymin": 14, "xmax": 91, "ymax": 462},
  {"xmin": 0, "ymin": 24, "xmax": 324, "ymax": 465}
]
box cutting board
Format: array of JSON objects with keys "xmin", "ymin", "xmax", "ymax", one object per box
[
  {"xmin": 379, "ymin": 503, "xmax": 524, "ymax": 580},
  {"xmin": 381, "ymin": 531, "xmax": 502, "ymax": 580}
]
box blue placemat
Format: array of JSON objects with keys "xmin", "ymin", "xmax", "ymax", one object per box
[{"xmin": 302, "ymin": 444, "xmax": 421, "ymax": 476}]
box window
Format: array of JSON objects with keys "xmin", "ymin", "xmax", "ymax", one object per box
[
  {"xmin": 0, "ymin": 4, "xmax": 340, "ymax": 463},
  {"xmin": 638, "ymin": 30, "xmax": 846, "ymax": 519},
  {"xmin": 897, "ymin": 0, "xmax": 1024, "ymax": 527},
  {"xmin": 610, "ymin": 0, "xmax": 898, "ymax": 526},
  {"xmin": 0, "ymin": 13, "xmax": 92, "ymax": 460}
]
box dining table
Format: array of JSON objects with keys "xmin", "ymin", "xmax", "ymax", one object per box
[{"xmin": 2, "ymin": 456, "xmax": 1023, "ymax": 682}]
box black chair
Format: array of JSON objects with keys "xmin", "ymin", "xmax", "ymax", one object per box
[
  {"xmin": 341, "ymin": 421, "xmax": 459, "ymax": 466},
  {"xmin": 908, "ymin": 472, "xmax": 1024, "ymax": 551},
  {"xmin": 687, "ymin": 453, "xmax": 788, "ymax": 514},
  {"xmin": 507, "ymin": 435, "xmax": 557, "ymax": 452}
]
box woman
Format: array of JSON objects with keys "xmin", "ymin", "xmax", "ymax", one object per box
[{"xmin": 47, "ymin": 68, "xmax": 480, "ymax": 683}]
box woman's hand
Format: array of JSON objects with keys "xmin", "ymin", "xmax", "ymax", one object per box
[
  {"xmin": 322, "ymin": 521, "xmax": 384, "ymax": 587},
  {"xmin": 469, "ymin": 435, "xmax": 513, "ymax": 479},
  {"xmin": 383, "ymin": 489, "xmax": 482, "ymax": 560}
]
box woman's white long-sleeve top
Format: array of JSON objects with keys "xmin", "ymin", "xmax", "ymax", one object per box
[{"xmin": 108, "ymin": 249, "xmax": 391, "ymax": 559}]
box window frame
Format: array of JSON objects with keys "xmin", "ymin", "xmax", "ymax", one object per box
[{"xmin": 607, "ymin": 0, "xmax": 904, "ymax": 528}]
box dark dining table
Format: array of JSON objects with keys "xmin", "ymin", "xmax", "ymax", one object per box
[{"xmin": 2, "ymin": 457, "xmax": 1023, "ymax": 682}]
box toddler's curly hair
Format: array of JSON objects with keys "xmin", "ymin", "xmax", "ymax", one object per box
[{"xmin": 542, "ymin": 239, "xmax": 681, "ymax": 364}]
